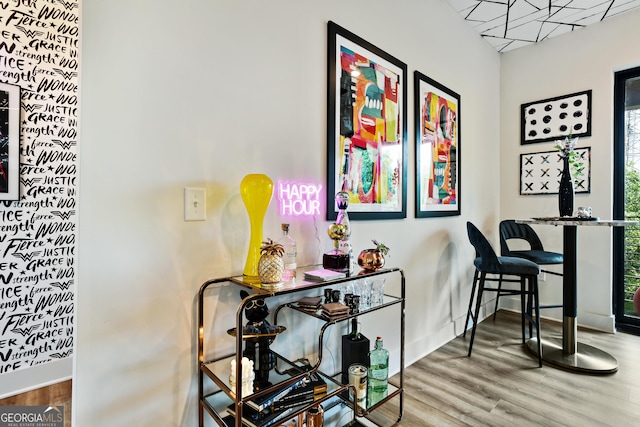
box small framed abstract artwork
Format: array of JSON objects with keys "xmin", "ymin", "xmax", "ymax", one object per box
[
  {"xmin": 326, "ymin": 21, "xmax": 407, "ymax": 220},
  {"xmin": 414, "ymin": 71, "xmax": 460, "ymax": 217},
  {"xmin": 520, "ymin": 147, "xmax": 591, "ymax": 195},
  {"xmin": 0, "ymin": 82, "xmax": 20, "ymax": 201},
  {"xmin": 521, "ymin": 90, "xmax": 592, "ymax": 144}
]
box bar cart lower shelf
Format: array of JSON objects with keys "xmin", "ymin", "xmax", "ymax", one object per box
[{"xmin": 197, "ymin": 266, "xmax": 405, "ymax": 427}]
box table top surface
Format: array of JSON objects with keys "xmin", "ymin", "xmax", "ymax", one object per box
[{"xmin": 517, "ymin": 218, "xmax": 638, "ymax": 226}]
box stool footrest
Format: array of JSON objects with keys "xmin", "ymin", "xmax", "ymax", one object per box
[{"xmin": 541, "ymin": 269, "xmax": 563, "ymax": 277}]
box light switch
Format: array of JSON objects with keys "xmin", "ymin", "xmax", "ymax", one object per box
[{"xmin": 184, "ymin": 187, "xmax": 206, "ymax": 221}]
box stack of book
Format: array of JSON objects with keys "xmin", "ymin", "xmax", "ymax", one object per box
[
  {"xmin": 303, "ymin": 269, "xmax": 346, "ymax": 282},
  {"xmin": 227, "ymin": 370, "xmax": 327, "ymax": 426},
  {"xmin": 245, "ymin": 376, "xmax": 309, "ymax": 413},
  {"xmin": 297, "ymin": 296, "xmax": 322, "ymax": 313},
  {"xmin": 226, "ymin": 403, "xmax": 297, "ymax": 427},
  {"xmin": 272, "ymin": 370, "xmax": 327, "ymax": 411},
  {"xmin": 320, "ymin": 302, "xmax": 349, "ymax": 320}
]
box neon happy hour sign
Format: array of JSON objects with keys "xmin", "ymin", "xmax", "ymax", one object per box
[{"xmin": 277, "ymin": 181, "xmax": 322, "ymax": 216}]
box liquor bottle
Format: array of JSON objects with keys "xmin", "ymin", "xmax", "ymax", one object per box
[
  {"xmin": 341, "ymin": 318, "xmax": 369, "ymax": 385},
  {"xmin": 279, "ymin": 223, "xmax": 297, "ymax": 281},
  {"xmin": 323, "ymin": 192, "xmax": 351, "ymax": 272},
  {"xmin": 368, "ymin": 336, "xmax": 389, "ymax": 394},
  {"xmin": 335, "ymin": 192, "xmax": 354, "ymax": 274}
]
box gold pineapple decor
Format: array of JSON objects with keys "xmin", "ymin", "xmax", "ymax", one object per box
[{"xmin": 258, "ymin": 239, "xmax": 285, "ymax": 284}]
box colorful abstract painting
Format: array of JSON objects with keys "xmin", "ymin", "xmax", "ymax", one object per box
[
  {"xmin": 414, "ymin": 71, "xmax": 460, "ymax": 217},
  {"xmin": 327, "ymin": 21, "xmax": 407, "ymax": 220}
]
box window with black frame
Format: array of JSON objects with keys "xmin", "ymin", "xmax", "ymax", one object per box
[{"xmin": 614, "ymin": 66, "xmax": 640, "ymax": 334}]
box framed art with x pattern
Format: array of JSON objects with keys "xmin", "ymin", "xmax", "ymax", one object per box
[{"xmin": 520, "ymin": 147, "xmax": 591, "ymax": 195}]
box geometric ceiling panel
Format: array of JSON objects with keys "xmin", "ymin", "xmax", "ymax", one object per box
[{"xmin": 445, "ymin": 0, "xmax": 640, "ymax": 52}]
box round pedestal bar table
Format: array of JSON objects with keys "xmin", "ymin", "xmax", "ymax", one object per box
[{"xmin": 516, "ymin": 218, "xmax": 637, "ymax": 374}]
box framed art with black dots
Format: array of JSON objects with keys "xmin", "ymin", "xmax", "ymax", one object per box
[{"xmin": 520, "ymin": 90, "xmax": 592, "ymax": 145}]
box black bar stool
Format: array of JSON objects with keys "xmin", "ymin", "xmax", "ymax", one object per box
[
  {"xmin": 495, "ymin": 219, "xmax": 563, "ymax": 319},
  {"xmin": 464, "ymin": 221, "xmax": 542, "ymax": 367}
]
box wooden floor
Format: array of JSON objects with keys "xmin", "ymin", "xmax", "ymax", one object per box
[
  {"xmin": 370, "ymin": 310, "xmax": 640, "ymax": 427},
  {"xmin": 2, "ymin": 315, "xmax": 640, "ymax": 427},
  {"xmin": 0, "ymin": 380, "xmax": 71, "ymax": 427}
]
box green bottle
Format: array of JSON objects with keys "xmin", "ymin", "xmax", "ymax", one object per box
[{"xmin": 368, "ymin": 336, "xmax": 389, "ymax": 394}]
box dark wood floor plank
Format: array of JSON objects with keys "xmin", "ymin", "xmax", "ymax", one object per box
[
  {"xmin": 490, "ymin": 399, "xmax": 567, "ymax": 427},
  {"xmin": 421, "ymin": 354, "xmax": 604, "ymax": 426}
]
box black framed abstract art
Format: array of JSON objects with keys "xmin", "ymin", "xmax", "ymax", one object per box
[
  {"xmin": 521, "ymin": 90, "xmax": 592, "ymax": 145},
  {"xmin": 326, "ymin": 21, "xmax": 407, "ymax": 220},
  {"xmin": 414, "ymin": 71, "xmax": 460, "ymax": 217},
  {"xmin": 0, "ymin": 82, "xmax": 20, "ymax": 201}
]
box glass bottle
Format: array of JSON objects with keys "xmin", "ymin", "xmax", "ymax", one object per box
[
  {"xmin": 335, "ymin": 192, "xmax": 354, "ymax": 274},
  {"xmin": 348, "ymin": 318, "xmax": 361, "ymax": 340},
  {"xmin": 323, "ymin": 192, "xmax": 351, "ymax": 272},
  {"xmin": 341, "ymin": 318, "xmax": 369, "ymax": 385},
  {"xmin": 279, "ymin": 223, "xmax": 297, "ymax": 281},
  {"xmin": 368, "ymin": 336, "xmax": 389, "ymax": 394}
]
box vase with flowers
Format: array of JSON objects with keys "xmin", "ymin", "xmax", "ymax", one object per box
[
  {"xmin": 357, "ymin": 240, "xmax": 390, "ymax": 272},
  {"xmin": 554, "ymin": 135, "xmax": 583, "ymax": 217}
]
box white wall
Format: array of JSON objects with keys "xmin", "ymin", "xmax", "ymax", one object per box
[
  {"xmin": 78, "ymin": 0, "xmax": 499, "ymax": 426},
  {"xmin": 500, "ymin": 8, "xmax": 640, "ymax": 331}
]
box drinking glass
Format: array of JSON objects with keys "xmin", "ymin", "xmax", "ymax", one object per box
[
  {"xmin": 360, "ymin": 278, "xmax": 373, "ymax": 310},
  {"xmin": 371, "ymin": 278, "xmax": 385, "ymax": 306}
]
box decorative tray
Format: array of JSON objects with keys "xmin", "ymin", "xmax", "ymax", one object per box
[
  {"xmin": 531, "ymin": 216, "xmax": 599, "ymax": 221},
  {"xmin": 226, "ymin": 325, "xmax": 286, "ymax": 339}
]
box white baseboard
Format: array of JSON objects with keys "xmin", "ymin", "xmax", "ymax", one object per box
[{"xmin": 0, "ymin": 357, "xmax": 72, "ymax": 399}]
